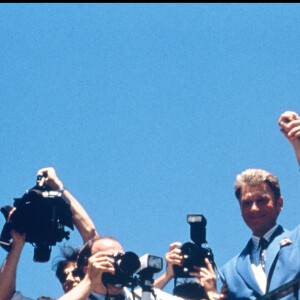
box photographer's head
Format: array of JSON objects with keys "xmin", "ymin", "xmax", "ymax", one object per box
[
  {"xmin": 234, "ymin": 169, "xmax": 283, "ymax": 237},
  {"xmin": 55, "ymin": 261, "xmax": 80, "ymax": 293},
  {"xmin": 53, "ymin": 246, "xmax": 81, "ymax": 293},
  {"xmin": 76, "ymin": 237, "xmax": 125, "ymax": 296}
]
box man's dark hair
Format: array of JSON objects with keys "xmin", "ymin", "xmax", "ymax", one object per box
[
  {"xmin": 52, "ymin": 244, "xmax": 80, "ymax": 284},
  {"xmin": 173, "ymin": 281, "xmax": 206, "ymax": 299},
  {"xmin": 74, "ymin": 239, "xmax": 95, "ymax": 279}
]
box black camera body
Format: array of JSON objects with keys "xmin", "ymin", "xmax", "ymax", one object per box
[
  {"xmin": 173, "ymin": 214, "xmax": 214, "ymax": 278},
  {"xmin": 102, "ymin": 251, "xmax": 141, "ymax": 287},
  {"xmin": 0, "ymin": 175, "xmax": 74, "ymax": 262}
]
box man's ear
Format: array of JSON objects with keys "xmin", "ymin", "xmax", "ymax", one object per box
[{"xmin": 277, "ymin": 196, "xmax": 283, "ymax": 212}]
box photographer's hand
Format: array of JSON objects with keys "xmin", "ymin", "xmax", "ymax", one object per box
[
  {"xmin": 87, "ymin": 251, "xmax": 116, "ymax": 290},
  {"xmin": 36, "ymin": 167, "xmax": 98, "ymax": 243},
  {"xmin": 57, "ymin": 251, "xmax": 115, "ymax": 300},
  {"xmin": 57, "ymin": 251, "xmax": 117, "ymax": 300},
  {"xmin": 190, "ymin": 258, "xmax": 218, "ymax": 300},
  {"xmin": 219, "ymin": 283, "xmax": 229, "ymax": 300},
  {"xmin": 37, "ymin": 167, "xmax": 64, "ymax": 190},
  {"xmin": 153, "ymin": 242, "xmax": 182, "ymax": 290},
  {"xmin": 278, "ymin": 111, "xmax": 300, "ymax": 166}
]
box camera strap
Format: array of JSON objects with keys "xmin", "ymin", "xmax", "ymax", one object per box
[{"xmin": 213, "ymin": 261, "xmax": 226, "ymax": 285}]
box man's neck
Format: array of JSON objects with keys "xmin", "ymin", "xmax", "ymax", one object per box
[{"xmin": 252, "ymin": 224, "xmax": 278, "ymax": 245}]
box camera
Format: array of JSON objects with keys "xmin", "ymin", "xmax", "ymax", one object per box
[
  {"xmin": 102, "ymin": 251, "xmax": 141, "ymax": 288},
  {"xmin": 0, "ymin": 174, "xmax": 74, "ymax": 262},
  {"xmin": 137, "ymin": 254, "xmax": 163, "ymax": 278},
  {"xmin": 136, "ymin": 254, "xmax": 163, "ymax": 292},
  {"xmin": 173, "ymin": 214, "xmax": 214, "ymax": 278}
]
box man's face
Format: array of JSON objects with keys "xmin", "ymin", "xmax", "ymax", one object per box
[
  {"xmin": 91, "ymin": 238, "xmax": 125, "ymax": 295},
  {"xmin": 239, "ymin": 183, "xmax": 283, "ymax": 237},
  {"xmin": 61, "ymin": 262, "xmax": 81, "ymax": 293}
]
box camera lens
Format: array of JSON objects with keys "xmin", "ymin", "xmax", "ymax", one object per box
[{"xmin": 116, "ymin": 251, "xmax": 140, "ymax": 274}]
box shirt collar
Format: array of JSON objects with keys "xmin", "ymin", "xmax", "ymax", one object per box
[
  {"xmin": 90, "ymin": 290, "xmax": 128, "ymax": 300},
  {"xmin": 90, "ymin": 292, "xmax": 106, "ymax": 300},
  {"xmin": 251, "ymin": 224, "xmax": 278, "ymax": 250}
]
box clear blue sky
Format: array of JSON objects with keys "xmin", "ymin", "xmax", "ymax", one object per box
[{"xmin": 1, "ymin": 3, "xmax": 300, "ymax": 299}]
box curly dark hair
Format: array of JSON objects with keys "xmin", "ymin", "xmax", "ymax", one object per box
[{"xmin": 52, "ymin": 244, "xmax": 80, "ymax": 284}]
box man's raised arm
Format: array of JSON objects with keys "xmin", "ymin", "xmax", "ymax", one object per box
[
  {"xmin": 278, "ymin": 111, "xmax": 300, "ymax": 166},
  {"xmin": 37, "ymin": 167, "xmax": 99, "ymax": 243},
  {"xmin": 0, "ymin": 229, "xmax": 25, "ymax": 300},
  {"xmin": 154, "ymin": 242, "xmax": 182, "ymax": 290}
]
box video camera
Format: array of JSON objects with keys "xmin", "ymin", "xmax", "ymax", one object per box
[
  {"xmin": 173, "ymin": 214, "xmax": 214, "ymax": 278},
  {"xmin": 0, "ymin": 174, "xmax": 74, "ymax": 262}
]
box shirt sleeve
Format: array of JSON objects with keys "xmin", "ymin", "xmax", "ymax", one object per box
[{"xmin": 11, "ymin": 291, "xmax": 34, "ymax": 300}]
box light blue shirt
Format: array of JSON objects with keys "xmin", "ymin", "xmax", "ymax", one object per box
[{"xmin": 250, "ymin": 224, "xmax": 278, "ymax": 266}]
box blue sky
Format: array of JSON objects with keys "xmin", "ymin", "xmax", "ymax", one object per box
[{"xmin": 1, "ymin": 3, "xmax": 300, "ymax": 298}]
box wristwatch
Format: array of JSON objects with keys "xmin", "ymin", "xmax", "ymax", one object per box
[{"xmin": 57, "ymin": 186, "xmax": 66, "ymax": 193}]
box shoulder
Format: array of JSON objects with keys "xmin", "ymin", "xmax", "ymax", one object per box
[
  {"xmin": 221, "ymin": 239, "xmax": 252, "ymax": 271},
  {"xmin": 220, "ymin": 240, "xmax": 252, "ymax": 281},
  {"xmin": 130, "ymin": 288, "xmax": 184, "ymax": 300},
  {"xmin": 221, "ymin": 254, "xmax": 239, "ymax": 272},
  {"xmin": 277, "ymin": 224, "xmax": 300, "ymax": 239},
  {"xmin": 153, "ymin": 288, "xmax": 185, "ymax": 300},
  {"xmin": 286, "ymin": 224, "xmax": 300, "ymax": 242},
  {"xmin": 11, "ymin": 291, "xmax": 34, "ymax": 300}
]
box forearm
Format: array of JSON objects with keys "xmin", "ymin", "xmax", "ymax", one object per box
[
  {"xmin": 291, "ymin": 138, "xmax": 300, "ymax": 167},
  {"xmin": 62, "ymin": 190, "xmax": 99, "ymax": 243},
  {"xmin": 153, "ymin": 272, "xmax": 173, "ymax": 290},
  {"xmin": 57, "ymin": 277, "xmax": 92, "ymax": 300},
  {"xmin": 0, "ymin": 243, "xmax": 24, "ymax": 300},
  {"xmin": 37, "ymin": 167, "xmax": 99, "ymax": 244}
]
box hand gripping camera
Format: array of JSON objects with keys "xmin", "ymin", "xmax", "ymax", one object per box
[
  {"xmin": 102, "ymin": 251, "xmax": 141, "ymax": 288},
  {"xmin": 173, "ymin": 214, "xmax": 214, "ymax": 278},
  {"xmin": 0, "ymin": 174, "xmax": 74, "ymax": 262}
]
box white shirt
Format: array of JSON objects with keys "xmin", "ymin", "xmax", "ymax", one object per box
[
  {"xmin": 250, "ymin": 225, "xmax": 278, "ymax": 293},
  {"xmin": 89, "ymin": 288, "xmax": 183, "ymax": 300}
]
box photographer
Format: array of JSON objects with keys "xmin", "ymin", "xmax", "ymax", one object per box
[
  {"xmin": 57, "ymin": 237, "xmax": 123, "ymax": 300},
  {"xmin": 0, "ymin": 167, "xmax": 99, "ymax": 299},
  {"xmin": 154, "ymin": 242, "xmax": 227, "ymax": 300},
  {"xmin": 58, "ymin": 237, "xmax": 183, "ymax": 300},
  {"xmin": 39, "ymin": 167, "xmax": 99, "ymax": 293}
]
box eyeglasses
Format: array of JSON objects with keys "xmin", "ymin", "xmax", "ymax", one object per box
[{"xmin": 58, "ymin": 269, "xmax": 79, "ymax": 284}]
